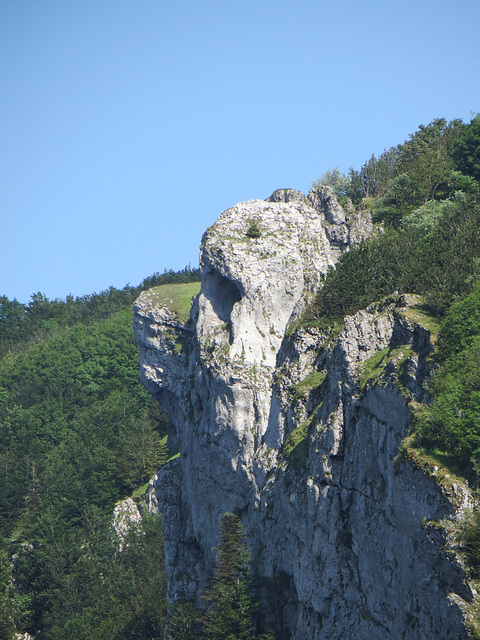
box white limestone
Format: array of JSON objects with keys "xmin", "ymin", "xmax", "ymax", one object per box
[{"xmin": 134, "ymin": 189, "xmax": 475, "ymax": 638}]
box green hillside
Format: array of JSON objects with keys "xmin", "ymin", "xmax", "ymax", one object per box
[{"xmin": 0, "ymin": 268, "xmax": 200, "ymax": 640}]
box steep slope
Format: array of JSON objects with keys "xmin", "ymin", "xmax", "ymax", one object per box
[{"xmin": 134, "ymin": 189, "xmax": 475, "ymax": 638}]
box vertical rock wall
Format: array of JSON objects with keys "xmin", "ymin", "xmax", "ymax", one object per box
[{"xmin": 134, "ymin": 189, "xmax": 475, "ymax": 638}]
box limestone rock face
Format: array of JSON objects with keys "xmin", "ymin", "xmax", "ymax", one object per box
[
  {"xmin": 134, "ymin": 189, "xmax": 475, "ymax": 638},
  {"xmin": 111, "ymin": 497, "xmax": 143, "ymax": 550}
]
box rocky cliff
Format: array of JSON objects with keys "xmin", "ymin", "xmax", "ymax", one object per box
[{"xmin": 134, "ymin": 188, "xmax": 476, "ymax": 638}]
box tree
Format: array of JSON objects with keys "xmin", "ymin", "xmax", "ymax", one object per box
[
  {"xmin": 166, "ymin": 601, "xmax": 205, "ymax": 640},
  {"xmin": 394, "ymin": 118, "xmax": 464, "ymax": 204},
  {"xmin": 204, "ymin": 513, "xmax": 254, "ymax": 640},
  {"xmin": 0, "ymin": 547, "xmax": 13, "ymax": 640},
  {"xmin": 0, "ymin": 297, "xmax": 26, "ymax": 356},
  {"xmin": 459, "ymin": 509, "xmax": 480, "ymax": 578},
  {"xmin": 454, "ymin": 114, "xmax": 480, "ymax": 182},
  {"xmin": 312, "ymin": 167, "xmax": 350, "ymax": 198},
  {"xmin": 359, "ymin": 149, "xmax": 399, "ymax": 198},
  {"xmin": 374, "ymin": 173, "xmax": 414, "ymax": 225}
]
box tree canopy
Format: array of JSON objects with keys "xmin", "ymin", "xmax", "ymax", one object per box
[{"xmin": 0, "ymin": 267, "xmax": 199, "ymax": 639}]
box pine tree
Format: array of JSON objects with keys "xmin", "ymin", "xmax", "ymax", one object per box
[
  {"xmin": 0, "ymin": 547, "xmax": 13, "ymax": 640},
  {"xmin": 165, "ymin": 601, "xmax": 204, "ymax": 640},
  {"xmin": 204, "ymin": 513, "xmax": 254, "ymax": 640}
]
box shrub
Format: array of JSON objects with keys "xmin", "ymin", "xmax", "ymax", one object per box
[{"xmin": 246, "ymin": 222, "xmax": 261, "ymax": 239}]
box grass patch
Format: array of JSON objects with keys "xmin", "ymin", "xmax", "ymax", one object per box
[
  {"xmin": 144, "ymin": 282, "xmax": 201, "ymax": 322},
  {"xmin": 359, "ymin": 344, "xmax": 413, "ymax": 389},
  {"xmin": 403, "ymin": 441, "xmax": 467, "ymax": 485},
  {"xmin": 291, "ymin": 369, "xmax": 326, "ymax": 400},
  {"xmin": 132, "ymin": 482, "xmax": 150, "ymax": 499},
  {"xmin": 283, "ymin": 421, "xmax": 309, "ymax": 458},
  {"xmin": 281, "ymin": 415, "xmax": 316, "ymax": 469},
  {"xmin": 174, "ymin": 334, "xmax": 189, "ymax": 355},
  {"xmin": 398, "ymin": 299, "xmax": 441, "ymax": 343},
  {"xmin": 289, "ymin": 439, "xmax": 309, "ymax": 468}
]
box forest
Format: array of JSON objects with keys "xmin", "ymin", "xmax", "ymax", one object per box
[
  {"xmin": 1, "ymin": 113, "xmax": 480, "ymax": 639},
  {"xmin": 0, "ymin": 268, "xmax": 199, "ymax": 639}
]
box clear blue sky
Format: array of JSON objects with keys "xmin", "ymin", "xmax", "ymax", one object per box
[{"xmin": 1, "ymin": 0, "xmax": 479, "ymax": 303}]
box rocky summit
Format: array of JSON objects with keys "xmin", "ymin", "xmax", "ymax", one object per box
[{"xmin": 134, "ymin": 188, "xmax": 475, "ymax": 638}]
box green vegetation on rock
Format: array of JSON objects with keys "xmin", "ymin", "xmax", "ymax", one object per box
[
  {"xmin": 282, "ymin": 420, "xmax": 311, "ymax": 468},
  {"xmin": 246, "ymin": 221, "xmax": 262, "ymax": 239},
  {"xmin": 290, "ymin": 369, "xmax": 326, "ymax": 401},
  {"xmin": 397, "ymin": 299, "xmax": 441, "ymax": 343},
  {"xmin": 414, "ymin": 281, "xmax": 480, "ymax": 480},
  {"xmin": 143, "ymin": 282, "xmax": 201, "ymax": 323},
  {"xmin": 358, "ymin": 344, "xmax": 413, "ymax": 390}
]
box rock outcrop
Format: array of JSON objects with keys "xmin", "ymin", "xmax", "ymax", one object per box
[
  {"xmin": 111, "ymin": 497, "xmax": 143, "ymax": 551},
  {"xmin": 134, "ymin": 188, "xmax": 476, "ymax": 638}
]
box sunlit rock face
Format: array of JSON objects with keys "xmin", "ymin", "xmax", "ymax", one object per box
[
  {"xmin": 134, "ymin": 189, "xmax": 474, "ymax": 639},
  {"xmin": 110, "ymin": 497, "xmax": 142, "ymax": 551}
]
